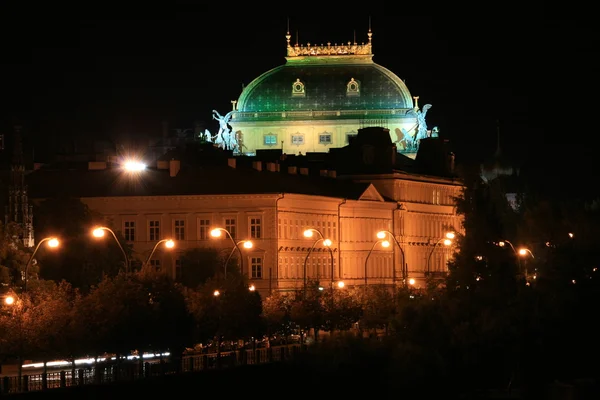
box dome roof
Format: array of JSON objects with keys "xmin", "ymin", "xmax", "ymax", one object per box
[{"xmin": 236, "ymin": 36, "xmax": 414, "ymax": 114}]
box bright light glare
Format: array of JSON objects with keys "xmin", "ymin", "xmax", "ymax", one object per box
[
  {"xmin": 337, "ymin": 281, "xmax": 345, "ymax": 288},
  {"xmin": 47, "ymin": 238, "xmax": 59, "ymax": 248},
  {"xmin": 4, "ymin": 296, "xmax": 14, "ymax": 306},
  {"xmin": 518, "ymin": 248, "xmax": 528, "ymax": 256},
  {"xmin": 443, "ymin": 239, "xmax": 452, "ymax": 246},
  {"xmin": 243, "ymin": 241, "xmax": 253, "ymax": 249},
  {"xmin": 123, "ymin": 160, "xmax": 147, "ymax": 172},
  {"xmin": 498, "ymin": 241, "xmax": 506, "ymax": 247},
  {"xmin": 92, "ymin": 228, "xmax": 105, "ymax": 238},
  {"xmin": 409, "ymin": 278, "xmax": 416, "ymax": 285},
  {"xmin": 165, "ymin": 240, "xmax": 175, "ymax": 249},
  {"xmin": 376, "ymin": 231, "xmax": 386, "ymax": 239},
  {"xmin": 249, "ymin": 284, "xmax": 256, "ymax": 291},
  {"xmin": 323, "ymin": 239, "xmax": 332, "ymax": 247},
  {"xmin": 213, "ymin": 290, "xmax": 220, "ymax": 297},
  {"xmin": 445, "ymin": 232, "xmax": 455, "ymax": 239},
  {"xmin": 210, "ymin": 229, "xmax": 222, "ymax": 238},
  {"xmin": 303, "ymin": 229, "xmax": 314, "ymax": 238},
  {"xmin": 381, "ymin": 240, "xmax": 390, "ymax": 248}
]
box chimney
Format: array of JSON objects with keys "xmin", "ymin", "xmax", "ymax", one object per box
[
  {"xmin": 228, "ymin": 158, "xmax": 236, "ymax": 168},
  {"xmin": 252, "ymin": 161, "xmax": 263, "ymax": 171},
  {"xmin": 169, "ymin": 159, "xmax": 180, "ymax": 177},
  {"xmin": 288, "ymin": 166, "xmax": 297, "ymax": 174},
  {"xmin": 266, "ymin": 162, "xmax": 278, "ymax": 172},
  {"xmin": 299, "ymin": 167, "xmax": 309, "ymax": 176}
]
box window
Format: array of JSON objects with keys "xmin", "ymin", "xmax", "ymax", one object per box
[
  {"xmin": 319, "ymin": 134, "xmax": 332, "ymax": 144},
  {"xmin": 251, "ymin": 257, "xmax": 263, "ymax": 279},
  {"xmin": 346, "ymin": 78, "xmax": 360, "ymax": 96},
  {"xmin": 250, "ymin": 217, "xmax": 262, "ymax": 239},
  {"xmin": 291, "ymin": 78, "xmax": 305, "ymax": 97},
  {"xmin": 291, "ymin": 134, "xmax": 304, "ymax": 145},
  {"xmin": 149, "ymin": 259, "xmax": 161, "ymax": 272},
  {"xmin": 174, "ymin": 220, "xmax": 185, "ymax": 240},
  {"xmin": 264, "ymin": 134, "xmax": 277, "ymax": 145},
  {"xmin": 433, "ymin": 190, "xmax": 440, "ymax": 205},
  {"xmin": 225, "ymin": 218, "xmax": 236, "ymax": 239},
  {"xmin": 198, "ymin": 219, "xmax": 210, "ymax": 240},
  {"xmin": 124, "ymin": 221, "xmax": 135, "ymax": 241},
  {"xmin": 175, "ymin": 259, "xmax": 182, "ymax": 280},
  {"xmin": 346, "ymin": 133, "xmax": 358, "ymax": 144},
  {"xmin": 149, "ymin": 220, "xmax": 160, "ymax": 241}
]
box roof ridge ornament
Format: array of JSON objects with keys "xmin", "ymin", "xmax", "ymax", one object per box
[{"xmin": 286, "ymin": 27, "xmax": 372, "ymax": 58}]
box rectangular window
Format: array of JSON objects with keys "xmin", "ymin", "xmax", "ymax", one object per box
[
  {"xmin": 319, "ymin": 134, "xmax": 332, "ymax": 144},
  {"xmin": 150, "ymin": 259, "xmax": 161, "ymax": 272},
  {"xmin": 264, "ymin": 134, "xmax": 277, "ymax": 145},
  {"xmin": 291, "ymin": 135, "xmax": 304, "ymax": 145},
  {"xmin": 225, "ymin": 218, "xmax": 236, "ymax": 239},
  {"xmin": 198, "ymin": 219, "xmax": 211, "ymax": 240},
  {"xmin": 251, "ymin": 257, "xmax": 263, "ymax": 279},
  {"xmin": 149, "ymin": 220, "xmax": 160, "ymax": 241},
  {"xmin": 250, "ymin": 217, "xmax": 261, "ymax": 239},
  {"xmin": 175, "ymin": 220, "xmax": 185, "ymax": 240},
  {"xmin": 124, "ymin": 221, "xmax": 135, "ymax": 242}
]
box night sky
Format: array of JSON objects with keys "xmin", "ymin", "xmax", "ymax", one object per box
[{"xmin": 0, "ymin": 12, "xmax": 596, "ymax": 190}]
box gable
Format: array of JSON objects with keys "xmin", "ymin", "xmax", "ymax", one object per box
[{"xmin": 357, "ymin": 183, "xmax": 385, "ymax": 202}]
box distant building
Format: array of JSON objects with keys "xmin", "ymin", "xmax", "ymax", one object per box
[{"xmin": 27, "ymin": 127, "xmax": 463, "ymax": 297}]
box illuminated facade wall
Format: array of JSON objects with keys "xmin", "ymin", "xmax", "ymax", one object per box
[{"xmin": 80, "ymin": 171, "xmax": 463, "ymax": 297}]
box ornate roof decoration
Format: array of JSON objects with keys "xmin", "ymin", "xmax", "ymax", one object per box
[{"xmin": 285, "ymin": 26, "xmax": 372, "ymax": 58}]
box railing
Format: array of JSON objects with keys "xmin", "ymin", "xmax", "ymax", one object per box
[{"xmin": 0, "ymin": 344, "xmax": 302, "ymax": 395}]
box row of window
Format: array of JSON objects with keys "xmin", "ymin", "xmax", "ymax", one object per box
[
  {"xmin": 264, "ymin": 132, "xmax": 357, "ymax": 146},
  {"xmin": 292, "ymin": 78, "xmax": 360, "ymax": 97},
  {"xmin": 123, "ymin": 217, "xmax": 262, "ymax": 242},
  {"xmin": 151, "ymin": 256, "xmax": 264, "ymax": 279}
]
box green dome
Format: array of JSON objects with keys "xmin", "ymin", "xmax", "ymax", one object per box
[{"xmin": 236, "ymin": 57, "xmax": 414, "ymax": 113}]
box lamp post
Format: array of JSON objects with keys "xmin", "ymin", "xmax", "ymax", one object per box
[
  {"xmin": 211, "ymin": 228, "xmax": 251, "ymax": 277},
  {"xmin": 364, "ymin": 239, "xmax": 390, "ymax": 286},
  {"xmin": 427, "ymin": 232, "xmax": 455, "ymax": 275},
  {"xmin": 376, "ymin": 230, "xmax": 406, "ymax": 287},
  {"xmin": 223, "ymin": 240, "xmax": 253, "ymax": 278},
  {"xmin": 302, "ymin": 228, "xmax": 334, "ymax": 297},
  {"xmin": 93, "ymin": 226, "xmax": 129, "ymax": 274},
  {"xmin": 144, "ymin": 239, "xmax": 175, "ymax": 270},
  {"xmin": 24, "ymin": 237, "xmax": 59, "ymax": 292},
  {"xmin": 498, "ymin": 240, "xmax": 533, "ymax": 279}
]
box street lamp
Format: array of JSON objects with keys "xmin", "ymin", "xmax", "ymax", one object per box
[
  {"xmin": 302, "ymin": 228, "xmax": 335, "ymax": 296},
  {"xmin": 211, "ymin": 228, "xmax": 252, "ymax": 277},
  {"xmin": 24, "ymin": 237, "xmax": 59, "ymax": 292},
  {"xmin": 144, "ymin": 239, "xmax": 175, "ymax": 270},
  {"xmin": 223, "ymin": 240, "xmax": 253, "ymax": 278},
  {"xmin": 364, "ymin": 239, "xmax": 390, "ymax": 286},
  {"xmin": 376, "ymin": 230, "xmax": 406, "ymax": 287},
  {"xmin": 93, "ymin": 226, "xmax": 129, "ymax": 274},
  {"xmin": 427, "ymin": 232, "xmax": 455, "ymax": 275}
]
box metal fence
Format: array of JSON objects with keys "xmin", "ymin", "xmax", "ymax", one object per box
[{"xmin": 0, "ymin": 344, "xmax": 302, "ymax": 395}]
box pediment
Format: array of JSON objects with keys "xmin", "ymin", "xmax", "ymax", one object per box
[{"xmin": 357, "ymin": 183, "xmax": 385, "ymax": 202}]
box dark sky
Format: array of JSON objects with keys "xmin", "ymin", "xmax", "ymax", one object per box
[{"xmin": 0, "ymin": 12, "xmax": 597, "ymax": 186}]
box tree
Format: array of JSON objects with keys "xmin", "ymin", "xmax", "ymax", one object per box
[{"xmin": 179, "ymin": 247, "xmax": 222, "ymax": 288}]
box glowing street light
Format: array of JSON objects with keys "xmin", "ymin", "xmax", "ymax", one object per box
[
  {"xmin": 427, "ymin": 232, "xmax": 455, "ymax": 275},
  {"xmin": 4, "ymin": 295, "xmax": 15, "ymax": 306},
  {"xmin": 211, "ymin": 228, "xmax": 253, "ymax": 278},
  {"xmin": 376, "ymin": 230, "xmax": 406, "ymax": 287},
  {"xmin": 302, "ymin": 228, "xmax": 336, "ymax": 296},
  {"xmin": 364, "ymin": 239, "xmax": 390, "ymax": 286},
  {"xmin": 144, "ymin": 239, "xmax": 175, "ymax": 270},
  {"xmin": 224, "ymin": 240, "xmax": 253, "ymax": 278},
  {"xmin": 24, "ymin": 237, "xmax": 60, "ymax": 292},
  {"xmin": 92, "ymin": 227, "xmax": 129, "ymax": 274},
  {"xmin": 122, "ymin": 160, "xmax": 147, "ymax": 172}
]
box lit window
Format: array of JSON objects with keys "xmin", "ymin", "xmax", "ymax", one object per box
[
  {"xmin": 319, "ymin": 134, "xmax": 332, "ymax": 144},
  {"xmin": 292, "ymin": 78, "xmax": 305, "ymax": 97},
  {"xmin": 264, "ymin": 134, "xmax": 277, "ymax": 145},
  {"xmin": 198, "ymin": 219, "xmax": 210, "ymax": 240},
  {"xmin": 346, "ymin": 78, "xmax": 360, "ymax": 97},
  {"xmin": 291, "ymin": 135, "xmax": 304, "ymax": 145}
]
